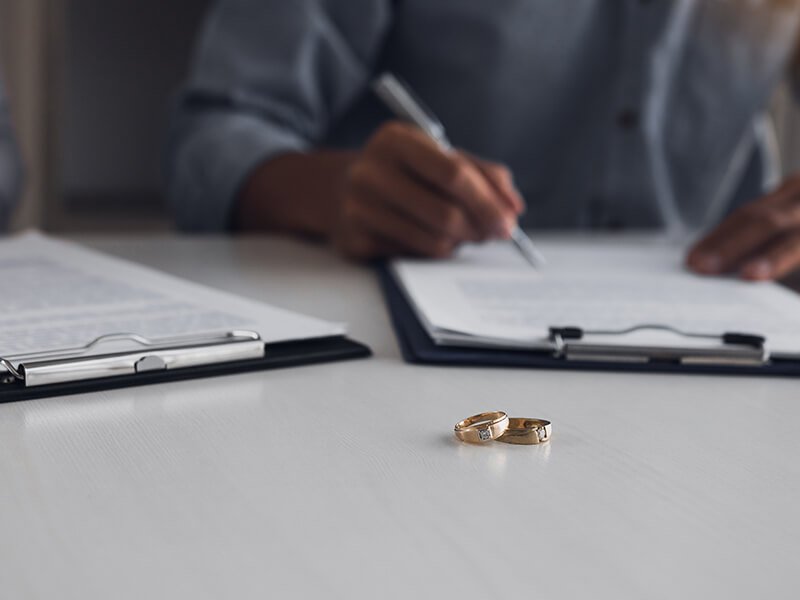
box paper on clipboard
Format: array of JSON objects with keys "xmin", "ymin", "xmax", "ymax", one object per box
[
  {"xmin": 391, "ymin": 237, "xmax": 800, "ymax": 358},
  {"xmin": 0, "ymin": 232, "xmax": 345, "ymax": 361}
]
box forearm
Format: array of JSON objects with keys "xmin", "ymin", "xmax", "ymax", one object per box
[{"xmin": 234, "ymin": 150, "xmax": 357, "ymax": 237}]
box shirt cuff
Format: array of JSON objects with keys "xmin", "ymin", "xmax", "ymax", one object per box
[{"xmin": 168, "ymin": 112, "xmax": 310, "ymax": 232}]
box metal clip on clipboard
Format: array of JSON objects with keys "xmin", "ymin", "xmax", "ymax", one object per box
[
  {"xmin": 549, "ymin": 325, "xmax": 767, "ymax": 367},
  {"xmin": 0, "ymin": 331, "xmax": 265, "ymax": 388}
]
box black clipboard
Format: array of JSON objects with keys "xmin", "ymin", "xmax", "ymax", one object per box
[
  {"xmin": 377, "ymin": 265, "xmax": 800, "ymax": 377},
  {"xmin": 0, "ymin": 334, "xmax": 371, "ymax": 404}
]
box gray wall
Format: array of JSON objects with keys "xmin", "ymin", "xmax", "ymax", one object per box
[{"xmin": 61, "ymin": 0, "xmax": 212, "ymax": 212}]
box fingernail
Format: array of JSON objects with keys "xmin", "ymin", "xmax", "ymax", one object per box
[
  {"xmin": 511, "ymin": 181, "xmax": 526, "ymax": 213},
  {"xmin": 693, "ymin": 253, "xmax": 722, "ymax": 273},
  {"xmin": 514, "ymin": 190, "xmax": 526, "ymax": 215},
  {"xmin": 493, "ymin": 218, "xmax": 514, "ymax": 239},
  {"xmin": 506, "ymin": 215, "xmax": 519, "ymax": 236},
  {"xmin": 742, "ymin": 259, "xmax": 772, "ymax": 280}
]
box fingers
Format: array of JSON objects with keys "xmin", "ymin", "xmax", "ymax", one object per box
[
  {"xmin": 740, "ymin": 232, "xmax": 800, "ymax": 281},
  {"xmin": 333, "ymin": 196, "xmax": 456, "ymax": 261},
  {"xmin": 333, "ymin": 225, "xmax": 428, "ymax": 261},
  {"xmin": 333, "ymin": 121, "xmax": 525, "ymax": 260},
  {"xmin": 434, "ymin": 154, "xmax": 519, "ymax": 238},
  {"xmin": 467, "ymin": 154, "xmax": 526, "ymax": 215},
  {"xmin": 687, "ymin": 175, "xmax": 800, "ymax": 279},
  {"xmin": 346, "ymin": 159, "xmax": 478, "ymax": 243},
  {"xmin": 345, "ymin": 192, "xmax": 457, "ymax": 258},
  {"xmin": 687, "ymin": 204, "xmax": 787, "ymax": 273},
  {"xmin": 367, "ymin": 122, "xmax": 519, "ymax": 239}
]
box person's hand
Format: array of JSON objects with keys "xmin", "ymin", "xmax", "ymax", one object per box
[
  {"xmin": 687, "ymin": 174, "xmax": 800, "ymax": 280},
  {"xmin": 331, "ymin": 121, "xmax": 524, "ymax": 260}
]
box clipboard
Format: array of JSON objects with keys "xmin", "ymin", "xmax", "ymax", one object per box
[
  {"xmin": 377, "ymin": 265, "xmax": 800, "ymax": 377},
  {"xmin": 0, "ymin": 330, "xmax": 371, "ymax": 404}
]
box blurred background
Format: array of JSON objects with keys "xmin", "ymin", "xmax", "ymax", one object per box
[
  {"xmin": 1, "ymin": 0, "xmax": 800, "ymax": 234},
  {"xmin": 0, "ymin": 0, "xmax": 210, "ymax": 232}
]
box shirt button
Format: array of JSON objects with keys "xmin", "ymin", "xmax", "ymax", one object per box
[{"xmin": 616, "ymin": 109, "xmax": 640, "ymax": 130}]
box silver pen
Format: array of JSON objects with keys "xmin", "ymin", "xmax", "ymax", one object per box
[{"xmin": 371, "ymin": 72, "xmax": 546, "ymax": 267}]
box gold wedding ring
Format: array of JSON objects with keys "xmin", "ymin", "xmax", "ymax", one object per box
[
  {"xmin": 454, "ymin": 411, "xmax": 510, "ymax": 443},
  {"xmin": 497, "ymin": 418, "xmax": 552, "ymax": 445}
]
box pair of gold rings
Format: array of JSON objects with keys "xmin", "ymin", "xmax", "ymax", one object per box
[{"xmin": 454, "ymin": 411, "xmax": 551, "ymax": 445}]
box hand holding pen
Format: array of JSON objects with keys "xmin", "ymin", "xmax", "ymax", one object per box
[
  {"xmin": 329, "ymin": 74, "xmax": 531, "ymax": 261},
  {"xmin": 372, "ymin": 73, "xmax": 545, "ymax": 266}
]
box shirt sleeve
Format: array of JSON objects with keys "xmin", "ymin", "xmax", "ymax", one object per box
[
  {"xmin": 0, "ymin": 76, "xmax": 22, "ymax": 231},
  {"xmin": 166, "ymin": 0, "xmax": 394, "ymax": 231}
]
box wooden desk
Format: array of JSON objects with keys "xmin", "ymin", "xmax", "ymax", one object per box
[{"xmin": 1, "ymin": 235, "xmax": 798, "ymax": 599}]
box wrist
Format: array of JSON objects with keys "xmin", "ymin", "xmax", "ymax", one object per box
[{"xmin": 234, "ymin": 151, "xmax": 356, "ymax": 237}]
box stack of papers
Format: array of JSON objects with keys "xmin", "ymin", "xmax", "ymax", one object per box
[
  {"xmin": 391, "ymin": 237, "xmax": 800, "ymax": 358},
  {"xmin": 0, "ymin": 232, "xmax": 345, "ymax": 359}
]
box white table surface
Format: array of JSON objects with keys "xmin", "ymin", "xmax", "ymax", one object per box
[{"xmin": 1, "ymin": 234, "xmax": 799, "ymax": 599}]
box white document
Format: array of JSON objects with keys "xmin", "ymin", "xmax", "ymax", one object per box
[
  {"xmin": 0, "ymin": 232, "xmax": 345, "ymax": 358},
  {"xmin": 391, "ymin": 236, "xmax": 800, "ymax": 358}
]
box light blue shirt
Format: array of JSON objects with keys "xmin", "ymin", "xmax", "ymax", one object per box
[{"xmin": 167, "ymin": 0, "xmax": 800, "ymax": 232}]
